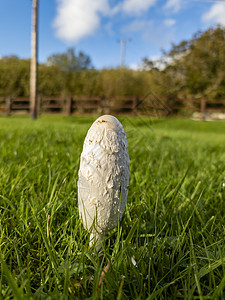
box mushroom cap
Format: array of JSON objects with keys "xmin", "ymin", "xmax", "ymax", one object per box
[{"xmin": 78, "ymin": 115, "xmax": 129, "ymax": 238}]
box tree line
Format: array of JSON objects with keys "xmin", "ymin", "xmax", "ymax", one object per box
[{"xmin": 1, "ymin": 26, "xmax": 225, "ymax": 100}]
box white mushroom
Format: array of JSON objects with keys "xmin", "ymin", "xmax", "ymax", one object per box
[{"xmin": 78, "ymin": 115, "xmax": 129, "ymax": 251}]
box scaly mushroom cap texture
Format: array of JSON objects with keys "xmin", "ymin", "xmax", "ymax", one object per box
[{"xmin": 78, "ymin": 115, "xmax": 129, "ymax": 246}]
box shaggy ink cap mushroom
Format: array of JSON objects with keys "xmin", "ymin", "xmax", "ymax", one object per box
[{"xmin": 78, "ymin": 115, "xmax": 129, "ymax": 251}]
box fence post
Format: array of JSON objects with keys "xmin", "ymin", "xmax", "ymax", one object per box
[
  {"xmin": 98, "ymin": 96, "xmax": 103, "ymax": 115},
  {"xmin": 66, "ymin": 97, "xmax": 72, "ymax": 116},
  {"xmin": 6, "ymin": 96, "xmax": 12, "ymax": 116},
  {"xmin": 201, "ymin": 99, "xmax": 206, "ymax": 121},
  {"xmin": 37, "ymin": 96, "xmax": 41, "ymax": 116},
  {"xmin": 132, "ymin": 96, "xmax": 139, "ymax": 116},
  {"xmin": 165, "ymin": 97, "xmax": 173, "ymax": 117}
]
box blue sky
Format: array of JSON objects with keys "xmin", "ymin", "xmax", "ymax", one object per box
[{"xmin": 0, "ymin": 0, "xmax": 225, "ymax": 69}]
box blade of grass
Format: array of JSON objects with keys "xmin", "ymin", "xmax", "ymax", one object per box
[
  {"xmin": 30, "ymin": 205, "xmax": 59, "ymax": 275},
  {"xmin": 0, "ymin": 252, "xmax": 26, "ymax": 300},
  {"xmin": 189, "ymin": 230, "xmax": 203, "ymax": 300}
]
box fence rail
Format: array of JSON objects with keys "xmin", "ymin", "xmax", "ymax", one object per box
[{"xmin": 1, "ymin": 96, "xmax": 225, "ymax": 119}]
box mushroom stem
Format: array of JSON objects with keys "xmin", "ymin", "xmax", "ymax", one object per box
[{"xmin": 90, "ymin": 232, "xmax": 105, "ymax": 252}]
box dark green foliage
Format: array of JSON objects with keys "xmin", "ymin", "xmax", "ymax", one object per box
[
  {"xmin": 2, "ymin": 27, "xmax": 225, "ymax": 100},
  {"xmin": 143, "ymin": 26, "xmax": 225, "ymax": 100},
  {"xmin": 47, "ymin": 48, "xmax": 92, "ymax": 73},
  {"xmin": 0, "ymin": 50, "xmax": 155, "ymax": 98},
  {"xmin": 0, "ymin": 56, "xmax": 30, "ymax": 97}
]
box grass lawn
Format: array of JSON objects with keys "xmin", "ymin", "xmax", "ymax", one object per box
[{"xmin": 0, "ymin": 115, "xmax": 225, "ymax": 299}]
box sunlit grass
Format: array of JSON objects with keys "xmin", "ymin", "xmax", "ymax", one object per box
[{"xmin": 0, "ymin": 115, "xmax": 225, "ymax": 299}]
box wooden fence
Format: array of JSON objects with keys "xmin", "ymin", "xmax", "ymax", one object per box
[{"xmin": 0, "ymin": 96, "xmax": 225, "ymax": 119}]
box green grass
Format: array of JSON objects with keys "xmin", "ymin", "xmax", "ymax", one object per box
[{"xmin": 0, "ymin": 115, "xmax": 225, "ymax": 299}]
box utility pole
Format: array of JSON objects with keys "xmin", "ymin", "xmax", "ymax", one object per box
[
  {"xmin": 30, "ymin": 0, "xmax": 39, "ymax": 119},
  {"xmin": 120, "ymin": 39, "xmax": 127, "ymax": 68}
]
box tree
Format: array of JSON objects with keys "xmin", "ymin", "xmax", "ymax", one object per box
[
  {"xmin": 47, "ymin": 48, "xmax": 92, "ymax": 73},
  {"xmin": 46, "ymin": 48, "xmax": 92, "ymax": 95},
  {"xmin": 38, "ymin": 64, "xmax": 64, "ymax": 96},
  {"xmin": 0, "ymin": 56, "xmax": 30, "ymax": 97},
  {"xmin": 143, "ymin": 26, "xmax": 225, "ymax": 100}
]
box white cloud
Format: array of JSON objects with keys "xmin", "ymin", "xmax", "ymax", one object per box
[
  {"xmin": 53, "ymin": 0, "xmax": 110, "ymax": 43},
  {"xmin": 120, "ymin": 0, "xmax": 158, "ymax": 16},
  {"xmin": 105, "ymin": 22, "xmax": 115, "ymax": 36},
  {"xmin": 129, "ymin": 62, "xmax": 140, "ymax": 70},
  {"xmin": 143, "ymin": 55, "xmax": 173, "ymax": 70},
  {"xmin": 53, "ymin": 0, "xmax": 159, "ymax": 43},
  {"xmin": 122, "ymin": 20, "xmax": 153, "ymax": 33},
  {"xmin": 164, "ymin": 0, "xmax": 182, "ymax": 13},
  {"xmin": 164, "ymin": 18, "xmax": 176, "ymax": 27},
  {"xmin": 202, "ymin": 3, "xmax": 225, "ymax": 26},
  {"xmin": 122, "ymin": 19, "xmax": 174, "ymax": 49}
]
